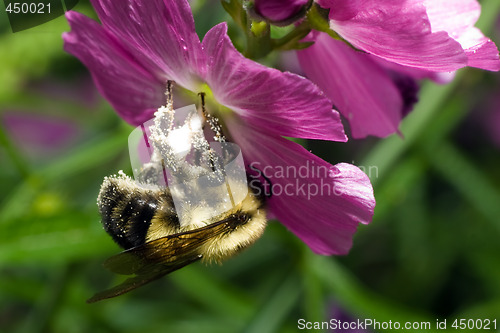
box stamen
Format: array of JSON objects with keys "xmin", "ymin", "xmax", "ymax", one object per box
[
  {"xmin": 198, "ymin": 92, "xmax": 225, "ymax": 143},
  {"xmin": 197, "ymin": 93, "xmax": 236, "ymax": 207},
  {"xmin": 165, "ymin": 80, "xmax": 173, "ymax": 109}
]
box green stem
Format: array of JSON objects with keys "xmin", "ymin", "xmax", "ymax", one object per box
[
  {"xmin": 244, "ymin": 21, "xmax": 272, "ymax": 59},
  {"xmin": 0, "ymin": 119, "xmax": 30, "ymax": 179},
  {"xmin": 272, "ymin": 20, "xmax": 312, "ymax": 50}
]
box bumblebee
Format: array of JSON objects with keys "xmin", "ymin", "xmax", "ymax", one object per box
[{"xmin": 88, "ymin": 85, "xmax": 267, "ymax": 303}]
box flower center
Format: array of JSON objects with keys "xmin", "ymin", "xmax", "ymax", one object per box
[
  {"xmin": 169, "ymin": 81, "xmax": 236, "ymax": 142},
  {"xmin": 197, "ymin": 83, "xmax": 234, "ymax": 117}
]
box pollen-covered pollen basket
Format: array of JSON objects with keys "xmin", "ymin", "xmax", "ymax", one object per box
[{"xmin": 127, "ymin": 102, "xmax": 249, "ymax": 227}]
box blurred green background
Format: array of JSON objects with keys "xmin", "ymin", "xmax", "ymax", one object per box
[{"xmin": 1, "ymin": 1, "xmax": 499, "ymax": 332}]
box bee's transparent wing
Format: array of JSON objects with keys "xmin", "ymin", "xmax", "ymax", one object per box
[
  {"xmin": 87, "ymin": 217, "xmax": 238, "ymax": 303},
  {"xmin": 86, "ymin": 255, "xmax": 200, "ymax": 303}
]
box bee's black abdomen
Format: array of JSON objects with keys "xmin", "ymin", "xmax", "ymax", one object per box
[
  {"xmin": 98, "ymin": 176, "xmax": 159, "ymax": 250},
  {"xmin": 119, "ymin": 197, "xmax": 157, "ymax": 248}
]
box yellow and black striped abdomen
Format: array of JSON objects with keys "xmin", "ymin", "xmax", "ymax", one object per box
[{"xmin": 97, "ymin": 174, "xmax": 179, "ymax": 250}]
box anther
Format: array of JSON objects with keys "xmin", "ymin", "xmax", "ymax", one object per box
[{"xmin": 197, "ymin": 92, "xmax": 225, "ymax": 143}]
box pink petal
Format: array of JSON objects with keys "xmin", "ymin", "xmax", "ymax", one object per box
[
  {"xmin": 63, "ymin": 11, "xmax": 164, "ymax": 126},
  {"xmin": 321, "ymin": 0, "xmax": 467, "ymax": 71},
  {"xmin": 457, "ymin": 28, "xmax": 500, "ymax": 71},
  {"xmin": 202, "ymin": 23, "xmax": 346, "ymax": 142},
  {"xmin": 90, "ymin": 0, "xmax": 205, "ymax": 90},
  {"xmin": 423, "ymin": 0, "xmax": 480, "ymax": 38},
  {"xmin": 424, "ymin": 0, "xmax": 500, "ymax": 71},
  {"xmin": 227, "ymin": 118, "xmax": 375, "ymax": 255},
  {"xmin": 297, "ymin": 34, "xmax": 403, "ymax": 138},
  {"xmin": 374, "ymin": 57, "xmax": 456, "ymax": 84}
]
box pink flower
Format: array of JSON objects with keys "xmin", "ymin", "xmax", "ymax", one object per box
[
  {"xmin": 297, "ymin": 34, "xmax": 420, "ymax": 138},
  {"xmin": 329, "ymin": 303, "xmax": 373, "ymax": 332},
  {"xmin": 296, "ymin": 0, "xmax": 500, "ymax": 138},
  {"xmin": 318, "ymin": 0, "xmax": 500, "ymax": 71},
  {"xmin": 63, "ymin": 0, "xmax": 375, "ymax": 255},
  {"xmin": 2, "ymin": 112, "xmax": 80, "ymax": 160}
]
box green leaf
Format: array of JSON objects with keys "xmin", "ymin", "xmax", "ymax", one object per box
[
  {"xmin": 242, "ymin": 272, "xmax": 301, "ymax": 333},
  {"xmin": 168, "ymin": 265, "xmax": 254, "ymax": 321},
  {"xmin": 423, "ymin": 142, "xmax": 500, "ymax": 232},
  {"xmin": 310, "ymin": 254, "xmax": 460, "ymax": 333}
]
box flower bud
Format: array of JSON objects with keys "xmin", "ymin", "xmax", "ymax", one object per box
[{"xmin": 252, "ymin": 0, "xmax": 310, "ymax": 26}]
